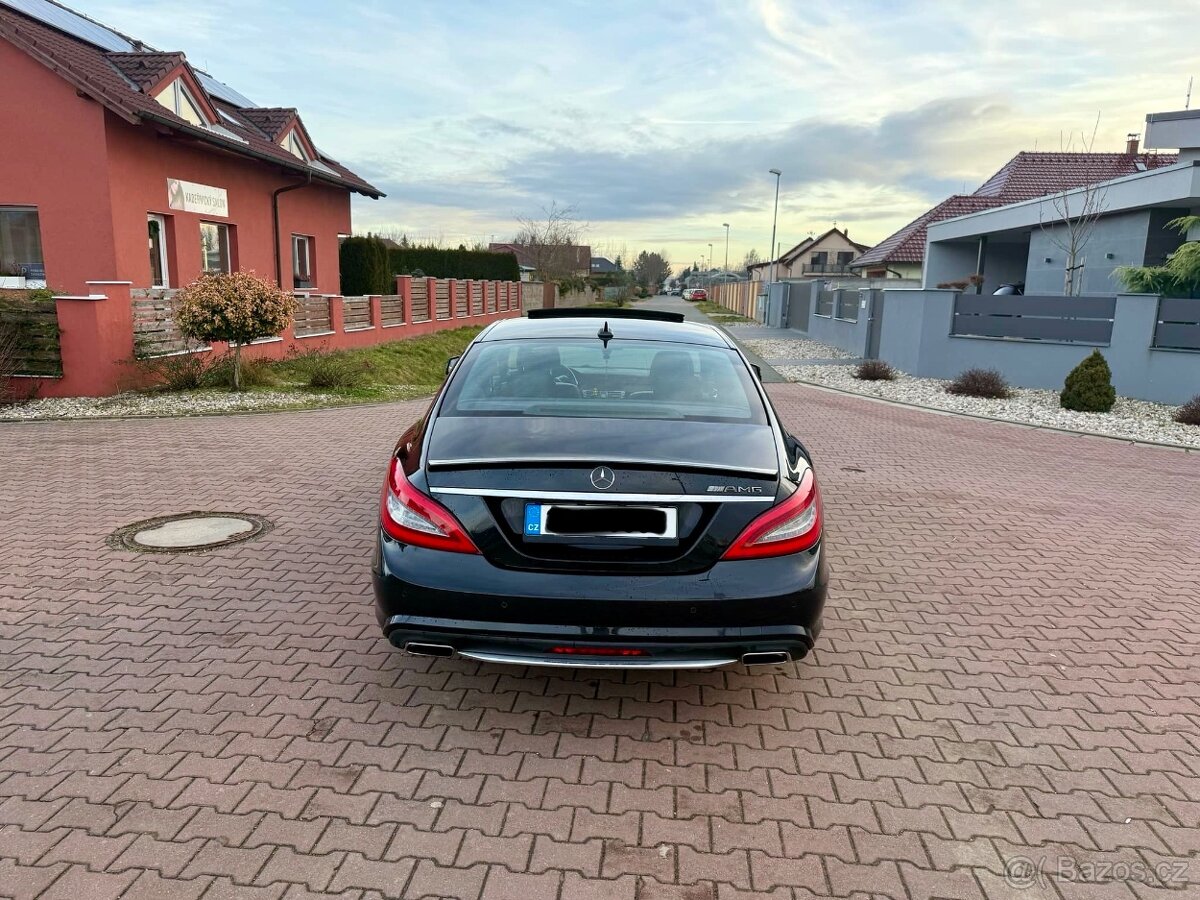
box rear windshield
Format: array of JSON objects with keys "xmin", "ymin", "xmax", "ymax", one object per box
[{"xmin": 440, "ymin": 338, "xmax": 767, "ymax": 424}]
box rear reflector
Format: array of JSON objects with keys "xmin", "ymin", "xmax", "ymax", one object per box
[{"xmin": 550, "ymin": 646, "xmax": 647, "ymax": 656}]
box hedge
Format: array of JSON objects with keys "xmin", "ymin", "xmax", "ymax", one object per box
[
  {"xmin": 389, "ymin": 247, "xmax": 519, "ymax": 282},
  {"xmin": 339, "ymin": 236, "xmax": 390, "ymax": 295}
]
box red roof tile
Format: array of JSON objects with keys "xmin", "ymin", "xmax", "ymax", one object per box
[
  {"xmin": 104, "ymin": 50, "xmax": 182, "ymax": 91},
  {"xmin": 854, "ymin": 150, "xmax": 1179, "ymax": 268},
  {"xmin": 238, "ymin": 107, "xmax": 297, "ymax": 141},
  {"xmin": 0, "ymin": 4, "xmax": 381, "ymax": 198}
]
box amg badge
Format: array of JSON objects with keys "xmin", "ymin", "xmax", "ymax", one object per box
[{"xmin": 706, "ymin": 485, "xmax": 764, "ymax": 494}]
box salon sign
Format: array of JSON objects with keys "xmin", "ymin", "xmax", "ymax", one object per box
[{"xmin": 167, "ymin": 178, "xmax": 228, "ymax": 216}]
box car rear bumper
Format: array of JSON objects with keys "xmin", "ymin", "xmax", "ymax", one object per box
[{"xmin": 373, "ymin": 530, "xmax": 827, "ymax": 669}]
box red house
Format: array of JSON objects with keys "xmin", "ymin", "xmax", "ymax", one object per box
[{"xmin": 0, "ymin": 0, "xmax": 382, "ymax": 299}]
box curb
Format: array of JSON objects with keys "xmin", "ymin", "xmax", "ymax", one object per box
[{"xmin": 781, "ymin": 378, "xmax": 1198, "ymax": 454}]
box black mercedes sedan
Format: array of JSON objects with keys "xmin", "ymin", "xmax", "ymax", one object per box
[{"xmin": 372, "ymin": 309, "xmax": 828, "ymax": 669}]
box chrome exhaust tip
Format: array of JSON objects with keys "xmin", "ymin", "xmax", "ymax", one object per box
[
  {"xmin": 741, "ymin": 651, "xmax": 791, "ymax": 667},
  {"xmin": 404, "ymin": 642, "xmax": 455, "ymax": 659}
]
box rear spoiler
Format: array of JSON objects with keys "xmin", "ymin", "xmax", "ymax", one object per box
[{"xmin": 528, "ymin": 308, "xmax": 685, "ymax": 323}]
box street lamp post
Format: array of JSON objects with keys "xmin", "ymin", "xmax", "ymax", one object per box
[
  {"xmin": 708, "ymin": 243, "xmax": 713, "ymax": 273},
  {"xmin": 767, "ymin": 169, "xmax": 782, "ymax": 286},
  {"xmin": 722, "ymin": 223, "xmax": 730, "ymax": 273}
]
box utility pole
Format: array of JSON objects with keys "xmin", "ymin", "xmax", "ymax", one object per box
[{"xmin": 722, "ymin": 223, "xmax": 730, "ymax": 272}]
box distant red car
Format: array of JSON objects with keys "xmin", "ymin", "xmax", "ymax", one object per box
[{"xmin": 688, "ymin": 288, "xmax": 707, "ymax": 301}]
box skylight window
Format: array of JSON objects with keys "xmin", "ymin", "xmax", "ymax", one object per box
[
  {"xmin": 282, "ymin": 129, "xmax": 309, "ymax": 161},
  {"xmin": 155, "ymin": 78, "xmax": 207, "ymax": 126}
]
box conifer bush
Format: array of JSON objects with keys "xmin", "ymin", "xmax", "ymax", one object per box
[{"xmin": 1059, "ymin": 350, "xmax": 1116, "ymax": 413}]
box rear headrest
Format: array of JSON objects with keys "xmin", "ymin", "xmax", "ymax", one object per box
[
  {"xmin": 516, "ymin": 344, "xmax": 561, "ymax": 370},
  {"xmin": 649, "ymin": 350, "xmax": 694, "ymax": 379}
]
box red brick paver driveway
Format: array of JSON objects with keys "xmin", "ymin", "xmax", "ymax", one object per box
[{"xmin": 1, "ymin": 385, "xmax": 1198, "ymax": 900}]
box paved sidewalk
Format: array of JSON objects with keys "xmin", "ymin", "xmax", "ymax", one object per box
[{"xmin": 1, "ymin": 386, "xmax": 1199, "ymax": 899}]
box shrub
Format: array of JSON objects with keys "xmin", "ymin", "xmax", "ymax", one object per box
[
  {"xmin": 204, "ymin": 352, "xmax": 276, "ymax": 389},
  {"xmin": 288, "ymin": 348, "xmax": 367, "ymax": 389},
  {"xmin": 174, "ymin": 272, "xmax": 296, "ymax": 390},
  {"xmin": 1173, "ymin": 395, "xmax": 1200, "ymax": 426},
  {"xmin": 946, "ymin": 368, "xmax": 1012, "ymax": 399},
  {"xmin": 1059, "ymin": 350, "xmax": 1116, "ymax": 412},
  {"xmin": 855, "ymin": 359, "xmax": 896, "ymax": 381},
  {"xmin": 138, "ymin": 349, "xmax": 213, "ymax": 392}
]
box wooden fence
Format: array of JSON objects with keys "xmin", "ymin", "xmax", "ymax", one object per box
[{"xmin": 0, "ymin": 289, "xmax": 62, "ymax": 375}]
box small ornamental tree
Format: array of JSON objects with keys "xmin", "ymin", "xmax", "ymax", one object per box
[
  {"xmin": 175, "ymin": 272, "xmax": 296, "ymax": 391},
  {"xmin": 1060, "ymin": 349, "xmax": 1116, "ymax": 412}
]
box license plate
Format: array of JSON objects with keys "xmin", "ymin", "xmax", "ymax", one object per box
[{"xmin": 523, "ymin": 503, "xmax": 678, "ymax": 540}]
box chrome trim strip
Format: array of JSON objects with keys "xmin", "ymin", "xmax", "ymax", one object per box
[
  {"xmin": 430, "ymin": 488, "xmax": 774, "ymax": 503},
  {"xmin": 458, "ymin": 650, "xmax": 737, "ymax": 670},
  {"xmin": 426, "ymin": 456, "xmax": 778, "ymax": 476}
]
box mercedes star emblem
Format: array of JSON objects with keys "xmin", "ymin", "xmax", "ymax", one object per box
[{"xmin": 590, "ymin": 466, "xmax": 616, "ymax": 490}]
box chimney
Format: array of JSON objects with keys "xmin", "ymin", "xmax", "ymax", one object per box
[{"xmin": 1126, "ymin": 132, "xmax": 1140, "ymax": 155}]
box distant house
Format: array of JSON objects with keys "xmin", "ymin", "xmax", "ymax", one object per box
[
  {"xmin": 852, "ymin": 144, "xmax": 1178, "ymax": 281},
  {"xmin": 745, "ymin": 227, "xmax": 866, "ymax": 282},
  {"xmin": 489, "ymin": 242, "xmax": 591, "ymax": 277},
  {"xmin": 923, "ymin": 115, "xmax": 1198, "ymax": 296},
  {"xmin": 590, "ymin": 256, "xmax": 620, "ymax": 274},
  {"xmin": 775, "ymin": 227, "xmax": 869, "ymax": 278}
]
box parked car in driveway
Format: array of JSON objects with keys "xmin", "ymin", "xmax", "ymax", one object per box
[
  {"xmin": 688, "ymin": 288, "xmax": 707, "ymax": 302},
  {"xmin": 372, "ymin": 308, "xmax": 828, "ymax": 669},
  {"xmin": 680, "ymin": 288, "xmax": 694, "ymax": 300}
]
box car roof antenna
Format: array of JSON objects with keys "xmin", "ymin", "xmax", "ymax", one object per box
[{"xmin": 597, "ymin": 321, "xmax": 613, "ymax": 348}]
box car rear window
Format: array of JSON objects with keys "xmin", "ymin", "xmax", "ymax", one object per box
[{"xmin": 440, "ymin": 338, "xmax": 767, "ymax": 424}]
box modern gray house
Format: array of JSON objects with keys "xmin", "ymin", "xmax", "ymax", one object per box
[
  {"xmin": 923, "ymin": 119, "xmax": 1199, "ymax": 296},
  {"xmin": 760, "ymin": 109, "xmax": 1200, "ymax": 405}
]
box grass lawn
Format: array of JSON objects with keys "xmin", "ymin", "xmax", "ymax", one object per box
[
  {"xmin": 694, "ymin": 300, "xmax": 755, "ymax": 323},
  {"xmin": 244, "ymin": 326, "xmax": 484, "ymax": 404}
]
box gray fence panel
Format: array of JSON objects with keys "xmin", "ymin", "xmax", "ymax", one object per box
[
  {"xmin": 955, "ymin": 294, "xmax": 1116, "ymax": 319},
  {"xmin": 954, "ymin": 315, "xmax": 1113, "ymax": 343},
  {"xmin": 815, "ymin": 290, "xmax": 835, "ymax": 317},
  {"xmin": 835, "ymin": 291, "xmax": 859, "ymax": 322},
  {"xmin": 1157, "ymin": 296, "xmax": 1200, "ymax": 322},
  {"xmin": 1154, "ymin": 322, "xmax": 1200, "ymax": 350}
]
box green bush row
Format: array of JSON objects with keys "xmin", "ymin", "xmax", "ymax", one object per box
[{"xmin": 340, "ymin": 237, "xmax": 520, "ymax": 295}]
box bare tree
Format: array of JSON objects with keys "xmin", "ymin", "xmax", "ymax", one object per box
[
  {"xmin": 1038, "ymin": 114, "xmax": 1109, "ymax": 296},
  {"xmin": 512, "ymin": 202, "xmax": 588, "ymax": 280}
]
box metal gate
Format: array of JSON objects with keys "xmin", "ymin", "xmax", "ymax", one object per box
[{"xmin": 866, "ymin": 290, "xmax": 886, "ymax": 359}]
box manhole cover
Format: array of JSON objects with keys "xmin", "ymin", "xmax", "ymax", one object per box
[{"xmin": 108, "ymin": 512, "xmax": 272, "ymax": 553}]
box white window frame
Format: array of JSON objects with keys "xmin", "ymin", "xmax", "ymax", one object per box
[
  {"xmin": 156, "ymin": 78, "xmax": 208, "ymax": 126},
  {"xmin": 282, "ymin": 129, "xmax": 309, "ymax": 162},
  {"xmin": 148, "ymin": 214, "xmax": 170, "ymax": 288},
  {"xmin": 292, "ymin": 234, "xmax": 313, "ymax": 288},
  {"xmin": 200, "ymin": 221, "xmax": 231, "ymax": 274}
]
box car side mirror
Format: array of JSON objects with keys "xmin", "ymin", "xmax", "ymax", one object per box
[
  {"xmin": 751, "ymin": 363, "xmax": 762, "ymax": 380},
  {"xmin": 446, "ymin": 355, "xmax": 461, "ymax": 376}
]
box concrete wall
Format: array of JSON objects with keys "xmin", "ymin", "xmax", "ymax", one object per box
[
  {"xmin": 878, "ymin": 289, "xmax": 1200, "ymax": 405},
  {"xmin": 787, "ymin": 282, "xmax": 873, "ymax": 358},
  {"xmin": 1026, "ymin": 211, "xmax": 1152, "ymax": 296}
]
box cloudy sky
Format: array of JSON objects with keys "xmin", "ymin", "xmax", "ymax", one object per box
[{"xmin": 82, "ymin": 0, "xmax": 1196, "ymax": 269}]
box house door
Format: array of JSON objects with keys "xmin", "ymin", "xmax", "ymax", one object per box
[{"xmin": 148, "ymin": 215, "xmax": 169, "ymax": 287}]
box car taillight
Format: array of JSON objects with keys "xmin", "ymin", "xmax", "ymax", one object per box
[
  {"xmin": 381, "ymin": 457, "xmax": 479, "ymax": 554},
  {"xmin": 722, "ymin": 469, "xmax": 822, "ymax": 560}
]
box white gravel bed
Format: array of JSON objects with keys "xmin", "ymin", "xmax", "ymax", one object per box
[
  {"xmin": 742, "ymin": 337, "xmax": 855, "ymax": 361},
  {"xmin": 780, "ymin": 363, "xmax": 1200, "ymax": 449},
  {"xmin": 0, "ymin": 388, "xmax": 342, "ymax": 420}
]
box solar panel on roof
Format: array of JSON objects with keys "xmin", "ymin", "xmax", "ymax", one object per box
[
  {"xmin": 195, "ymin": 71, "xmax": 256, "ymax": 109},
  {"xmin": 3, "ymin": 0, "xmax": 135, "ymax": 51}
]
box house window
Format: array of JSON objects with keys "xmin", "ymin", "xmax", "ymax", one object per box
[
  {"xmin": 292, "ymin": 234, "xmax": 314, "ymax": 288},
  {"xmin": 836, "ymin": 251, "xmax": 854, "ymax": 265},
  {"xmin": 155, "ymin": 79, "xmax": 207, "ymax": 127},
  {"xmin": 200, "ymin": 222, "xmax": 231, "ymax": 274},
  {"xmin": 282, "ymin": 130, "xmax": 309, "ymax": 161},
  {"xmin": 810, "ymin": 251, "xmax": 828, "ymax": 265},
  {"xmin": 148, "ymin": 214, "xmax": 170, "ymax": 287},
  {"xmin": 0, "ymin": 207, "xmax": 44, "ymax": 283}
]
